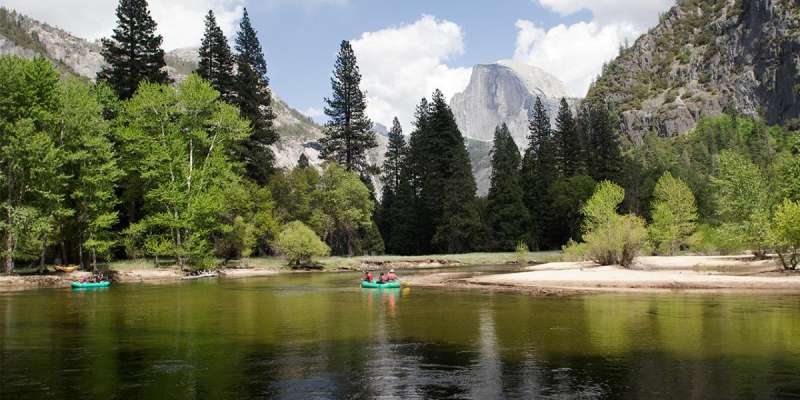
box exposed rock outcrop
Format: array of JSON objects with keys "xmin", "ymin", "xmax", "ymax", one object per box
[{"xmin": 587, "ymin": 0, "xmax": 800, "ymax": 141}]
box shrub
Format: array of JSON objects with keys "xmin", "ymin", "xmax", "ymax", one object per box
[
  {"xmin": 515, "ymin": 241, "xmax": 529, "ymax": 266},
  {"xmin": 274, "ymin": 221, "xmax": 330, "ymax": 266},
  {"xmin": 564, "ymin": 181, "xmax": 647, "ymax": 268},
  {"xmin": 649, "ymin": 172, "xmax": 698, "ymax": 255},
  {"xmin": 771, "ymin": 199, "xmax": 800, "ymax": 270}
]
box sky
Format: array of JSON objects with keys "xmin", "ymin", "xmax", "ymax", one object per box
[{"xmin": 6, "ymin": 0, "xmax": 673, "ymax": 129}]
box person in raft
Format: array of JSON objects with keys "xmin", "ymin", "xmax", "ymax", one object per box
[
  {"xmin": 363, "ymin": 271, "xmax": 374, "ymax": 283},
  {"xmin": 378, "ymin": 273, "xmax": 387, "ymax": 283},
  {"xmin": 386, "ymin": 269, "xmax": 398, "ymax": 282}
]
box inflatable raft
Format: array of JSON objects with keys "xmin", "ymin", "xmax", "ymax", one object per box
[
  {"xmin": 71, "ymin": 281, "xmax": 111, "ymax": 289},
  {"xmin": 361, "ymin": 280, "xmax": 401, "ymax": 289}
]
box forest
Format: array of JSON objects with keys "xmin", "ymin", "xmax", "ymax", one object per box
[{"xmin": 1, "ymin": 0, "xmax": 800, "ymax": 274}]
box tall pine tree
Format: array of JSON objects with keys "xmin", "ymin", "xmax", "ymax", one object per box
[
  {"xmin": 320, "ymin": 40, "xmax": 377, "ymax": 178},
  {"xmin": 380, "ymin": 117, "xmax": 406, "ymax": 198},
  {"xmin": 486, "ymin": 124, "xmax": 529, "ymax": 251},
  {"xmin": 378, "ymin": 117, "xmax": 414, "ymax": 254},
  {"xmin": 552, "ymin": 98, "xmax": 583, "ymax": 176},
  {"xmin": 198, "ymin": 10, "xmax": 235, "ymax": 103},
  {"xmin": 583, "ymin": 100, "xmax": 623, "ymax": 182},
  {"xmin": 98, "ymin": 0, "xmax": 170, "ymax": 99},
  {"xmin": 521, "ymin": 97, "xmax": 558, "ymax": 249},
  {"xmin": 234, "ymin": 8, "xmax": 277, "ymax": 185}
]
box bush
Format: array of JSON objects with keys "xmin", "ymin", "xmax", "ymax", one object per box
[
  {"xmin": 648, "ymin": 172, "xmax": 698, "ymax": 255},
  {"xmin": 515, "ymin": 241, "xmax": 529, "ymax": 266},
  {"xmin": 564, "ymin": 181, "xmax": 647, "ymax": 268},
  {"xmin": 771, "ymin": 199, "xmax": 800, "ymax": 270},
  {"xmin": 274, "ymin": 221, "xmax": 330, "ymax": 266}
]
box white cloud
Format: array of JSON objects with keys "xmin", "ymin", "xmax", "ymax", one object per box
[
  {"xmin": 351, "ymin": 15, "xmax": 471, "ymax": 129},
  {"xmin": 4, "ymin": 0, "xmax": 245, "ymax": 50},
  {"xmin": 513, "ymin": 0, "xmax": 673, "ymax": 97},
  {"xmin": 303, "ymin": 106, "xmax": 324, "ymax": 119}
]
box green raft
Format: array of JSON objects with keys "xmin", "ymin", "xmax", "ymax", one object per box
[
  {"xmin": 361, "ymin": 280, "xmax": 401, "ymax": 289},
  {"xmin": 71, "ymin": 281, "xmax": 111, "ymax": 289}
]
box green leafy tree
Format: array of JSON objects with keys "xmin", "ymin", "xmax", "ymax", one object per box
[
  {"xmin": 119, "ymin": 75, "xmax": 249, "ymax": 269},
  {"xmin": 486, "ymin": 124, "xmax": 529, "ymax": 251},
  {"xmin": 58, "ymin": 79, "xmax": 123, "ymax": 270},
  {"xmin": 0, "ymin": 56, "xmax": 65, "ymax": 274},
  {"xmin": 648, "ymin": 172, "xmax": 698, "ymax": 255},
  {"xmin": 234, "ymin": 8, "xmax": 277, "ymax": 184},
  {"xmin": 312, "ymin": 163, "xmax": 379, "ymax": 255},
  {"xmin": 198, "ymin": 10, "xmax": 236, "ymax": 103},
  {"xmin": 565, "ymin": 181, "xmax": 647, "ymax": 267},
  {"xmin": 771, "ymin": 199, "xmax": 800, "ymax": 270},
  {"xmin": 711, "ymin": 150, "xmax": 771, "ymax": 256},
  {"xmin": 97, "ymin": 0, "xmax": 170, "ymax": 99},
  {"xmin": 320, "ymin": 40, "xmax": 377, "ymax": 178},
  {"xmin": 274, "ymin": 221, "xmax": 330, "ymax": 266}
]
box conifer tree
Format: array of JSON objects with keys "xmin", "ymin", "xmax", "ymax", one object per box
[
  {"xmin": 98, "ymin": 0, "xmax": 170, "ymax": 99},
  {"xmin": 583, "ymin": 101, "xmax": 623, "ymax": 182},
  {"xmin": 486, "ymin": 124, "xmax": 529, "ymax": 251},
  {"xmin": 521, "ymin": 97, "xmax": 557, "ymax": 248},
  {"xmin": 378, "ymin": 117, "xmax": 410, "ymax": 253},
  {"xmin": 553, "ymin": 98, "xmax": 583, "ymax": 176},
  {"xmin": 320, "ymin": 40, "xmax": 377, "ymax": 178},
  {"xmin": 234, "ymin": 8, "xmax": 277, "ymax": 185},
  {"xmin": 380, "ymin": 117, "xmax": 406, "ymax": 198},
  {"xmin": 297, "ymin": 153, "xmax": 310, "ymax": 169},
  {"xmin": 198, "ymin": 10, "xmax": 235, "ymax": 103}
]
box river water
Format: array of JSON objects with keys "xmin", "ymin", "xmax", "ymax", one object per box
[{"xmin": 2, "ymin": 269, "xmax": 800, "ymax": 399}]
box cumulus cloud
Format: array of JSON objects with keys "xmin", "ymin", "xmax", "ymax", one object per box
[
  {"xmin": 3, "ymin": 0, "xmax": 350, "ymax": 50},
  {"xmin": 303, "ymin": 107, "xmax": 325, "ymax": 120},
  {"xmin": 514, "ymin": 0, "xmax": 673, "ymax": 97},
  {"xmin": 351, "ymin": 15, "xmax": 471, "ymax": 129}
]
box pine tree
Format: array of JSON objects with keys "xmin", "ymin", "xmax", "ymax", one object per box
[
  {"xmin": 97, "ymin": 0, "xmax": 171, "ymax": 99},
  {"xmin": 553, "ymin": 98, "xmax": 583, "ymax": 176},
  {"xmin": 380, "ymin": 117, "xmax": 406, "ymax": 198},
  {"xmin": 198, "ymin": 10, "xmax": 235, "ymax": 103},
  {"xmin": 583, "ymin": 101, "xmax": 623, "ymax": 182},
  {"xmin": 297, "ymin": 153, "xmax": 310, "ymax": 168},
  {"xmin": 234, "ymin": 8, "xmax": 277, "ymax": 185},
  {"xmin": 320, "ymin": 40, "xmax": 377, "ymax": 178},
  {"xmin": 521, "ymin": 97, "xmax": 558, "ymax": 248},
  {"xmin": 486, "ymin": 124, "xmax": 529, "ymax": 251}
]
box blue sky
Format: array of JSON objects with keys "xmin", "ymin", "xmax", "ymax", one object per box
[{"xmin": 7, "ymin": 0, "xmax": 673, "ymax": 128}]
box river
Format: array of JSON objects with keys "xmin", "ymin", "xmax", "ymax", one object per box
[{"xmin": 1, "ymin": 268, "xmax": 800, "ymax": 399}]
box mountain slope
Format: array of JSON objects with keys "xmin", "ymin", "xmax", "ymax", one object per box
[
  {"xmin": 587, "ymin": 0, "xmax": 800, "ymax": 141},
  {"xmin": 450, "ymin": 60, "xmax": 573, "ymax": 147}
]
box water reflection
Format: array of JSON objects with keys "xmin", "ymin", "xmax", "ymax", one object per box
[{"xmin": 1, "ymin": 274, "xmax": 800, "ymax": 399}]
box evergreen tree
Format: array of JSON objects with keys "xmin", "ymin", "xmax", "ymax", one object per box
[
  {"xmin": 297, "ymin": 153, "xmax": 310, "ymax": 168},
  {"xmin": 320, "ymin": 40, "xmax": 377, "ymax": 178},
  {"xmin": 198, "ymin": 10, "xmax": 235, "ymax": 103},
  {"xmin": 380, "ymin": 117, "xmax": 406, "ymax": 197},
  {"xmin": 553, "ymin": 98, "xmax": 583, "ymax": 176},
  {"xmin": 486, "ymin": 124, "xmax": 529, "ymax": 251},
  {"xmin": 97, "ymin": 0, "xmax": 170, "ymax": 99},
  {"xmin": 583, "ymin": 101, "xmax": 623, "ymax": 182},
  {"xmin": 234, "ymin": 8, "xmax": 277, "ymax": 185},
  {"xmin": 521, "ymin": 97, "xmax": 558, "ymax": 248}
]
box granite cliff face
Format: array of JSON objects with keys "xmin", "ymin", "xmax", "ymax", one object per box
[
  {"xmin": 450, "ymin": 60, "xmax": 573, "ymax": 148},
  {"xmin": 588, "ymin": 0, "xmax": 800, "ymax": 141}
]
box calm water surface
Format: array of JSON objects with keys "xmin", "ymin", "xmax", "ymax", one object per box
[{"xmin": 2, "ymin": 269, "xmax": 800, "ymax": 399}]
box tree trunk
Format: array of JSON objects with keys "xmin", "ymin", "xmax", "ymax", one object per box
[
  {"xmin": 38, "ymin": 236, "xmax": 48, "ymax": 274},
  {"xmin": 78, "ymin": 234, "xmax": 84, "ymax": 270},
  {"xmin": 60, "ymin": 240, "xmax": 68, "ymax": 265},
  {"xmin": 4, "ymin": 208, "xmax": 15, "ymax": 274},
  {"xmin": 91, "ymin": 248, "xmax": 97, "ymax": 272}
]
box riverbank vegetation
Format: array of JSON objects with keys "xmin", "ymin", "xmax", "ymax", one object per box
[{"xmin": 2, "ymin": 0, "xmax": 800, "ymax": 275}]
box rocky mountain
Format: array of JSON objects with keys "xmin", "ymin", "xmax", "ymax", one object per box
[
  {"xmin": 450, "ymin": 60, "xmax": 577, "ymax": 194},
  {"xmin": 450, "ymin": 60, "xmax": 573, "ymax": 148},
  {"xmin": 587, "ymin": 0, "xmax": 800, "ymax": 141}
]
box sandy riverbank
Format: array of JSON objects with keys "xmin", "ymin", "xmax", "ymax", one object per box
[{"xmin": 403, "ymin": 256, "xmax": 800, "ymax": 294}]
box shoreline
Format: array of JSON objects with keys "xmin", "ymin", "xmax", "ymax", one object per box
[
  {"xmin": 403, "ymin": 256, "xmax": 800, "ymax": 295},
  {"xmin": 4, "ymin": 255, "xmax": 800, "ymax": 295}
]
